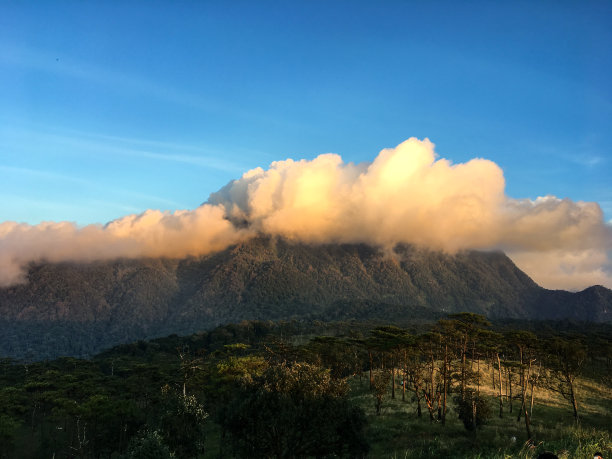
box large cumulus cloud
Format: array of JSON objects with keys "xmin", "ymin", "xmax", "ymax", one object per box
[{"xmin": 1, "ymin": 138, "xmax": 611, "ymax": 290}]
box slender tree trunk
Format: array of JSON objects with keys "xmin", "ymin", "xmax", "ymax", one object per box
[
  {"xmin": 508, "ymin": 367, "xmax": 513, "ymax": 414},
  {"xmin": 442, "ymin": 343, "xmax": 448, "ymax": 425},
  {"xmin": 391, "ymin": 366, "xmax": 396, "ymax": 399},
  {"xmin": 504, "ymin": 365, "xmax": 508, "ymax": 400},
  {"xmin": 471, "ymin": 341, "xmax": 475, "ymax": 371},
  {"xmin": 402, "ymin": 351, "xmax": 406, "ymax": 402},
  {"xmin": 430, "ymin": 351, "xmax": 436, "ymax": 421},
  {"xmin": 529, "ymin": 362, "xmax": 540, "ymax": 419},
  {"xmin": 412, "ymin": 376, "xmax": 422, "ymax": 418},
  {"xmin": 369, "ymin": 351, "xmax": 373, "ymax": 390},
  {"xmin": 517, "ymin": 346, "xmax": 524, "ymax": 422},
  {"xmin": 497, "ymin": 353, "xmax": 503, "ymax": 418},
  {"xmin": 567, "ymin": 376, "xmax": 579, "ymax": 422},
  {"xmin": 423, "ymin": 388, "xmax": 435, "ymax": 422},
  {"xmin": 491, "ymin": 356, "xmax": 496, "ymax": 391},
  {"xmin": 523, "ymin": 359, "xmax": 533, "ymax": 440},
  {"xmin": 436, "ymin": 385, "xmax": 442, "ymax": 420},
  {"xmin": 529, "ymin": 380, "xmax": 535, "ymax": 419},
  {"xmin": 477, "ymin": 356, "xmax": 481, "ymax": 395},
  {"xmin": 461, "ymin": 338, "xmax": 467, "ymax": 400}
]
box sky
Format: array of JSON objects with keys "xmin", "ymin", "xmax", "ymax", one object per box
[{"xmin": 1, "ymin": 1, "xmax": 611, "ymax": 291}]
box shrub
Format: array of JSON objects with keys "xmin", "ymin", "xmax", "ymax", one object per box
[{"xmin": 454, "ymin": 389, "xmax": 491, "ymax": 431}]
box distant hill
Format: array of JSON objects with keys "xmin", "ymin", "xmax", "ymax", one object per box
[{"xmin": 0, "ymin": 236, "xmax": 610, "ymax": 359}]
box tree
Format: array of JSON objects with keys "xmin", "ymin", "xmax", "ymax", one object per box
[
  {"xmin": 447, "ymin": 313, "xmax": 491, "ymax": 400},
  {"xmin": 543, "ymin": 336, "xmax": 587, "ymax": 422},
  {"xmin": 415, "ymin": 332, "xmax": 442, "ymax": 422},
  {"xmin": 368, "ymin": 326, "xmax": 412, "ymax": 400},
  {"xmin": 433, "ymin": 320, "xmax": 458, "ymax": 424},
  {"xmin": 371, "ymin": 369, "xmax": 389, "ymax": 416},
  {"xmin": 124, "ymin": 429, "xmax": 172, "ymax": 459},
  {"xmin": 159, "ymin": 386, "xmax": 208, "ymax": 458},
  {"xmin": 302, "ymin": 336, "xmax": 362, "ymax": 380},
  {"xmin": 454, "ymin": 388, "xmax": 491, "ymax": 432},
  {"xmin": 478, "ymin": 330, "xmax": 505, "ymax": 419},
  {"xmin": 222, "ymin": 362, "xmax": 369, "ymax": 458},
  {"xmin": 0, "ymin": 414, "xmax": 21, "ymax": 459},
  {"xmin": 505, "ymin": 330, "xmax": 537, "ymax": 440}
]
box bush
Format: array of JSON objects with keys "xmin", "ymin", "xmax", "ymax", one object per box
[
  {"xmin": 454, "ymin": 389, "xmax": 491, "ymax": 431},
  {"xmin": 124, "ymin": 429, "xmax": 172, "ymax": 459},
  {"xmin": 222, "ymin": 362, "xmax": 369, "ymax": 458}
]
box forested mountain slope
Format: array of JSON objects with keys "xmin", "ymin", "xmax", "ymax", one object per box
[{"xmin": 1, "ymin": 236, "xmax": 610, "ymax": 359}]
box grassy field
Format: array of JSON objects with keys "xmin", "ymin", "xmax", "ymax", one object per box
[
  {"xmin": 347, "ymin": 366, "xmax": 611, "ymax": 459},
  {"xmin": 203, "ymin": 366, "xmax": 611, "ymax": 458}
]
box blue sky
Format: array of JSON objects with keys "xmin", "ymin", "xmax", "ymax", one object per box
[{"xmin": 1, "ymin": 1, "xmax": 611, "ymax": 225}]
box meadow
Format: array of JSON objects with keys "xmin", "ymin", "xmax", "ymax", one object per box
[{"xmin": 346, "ymin": 368, "xmax": 611, "ymax": 458}]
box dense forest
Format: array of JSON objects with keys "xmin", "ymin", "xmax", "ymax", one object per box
[
  {"xmin": 1, "ymin": 315, "xmax": 611, "ymax": 458},
  {"xmin": 3, "ymin": 238, "xmax": 611, "ymax": 361}
]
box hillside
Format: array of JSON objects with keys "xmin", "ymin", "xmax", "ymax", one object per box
[{"xmin": 0, "ymin": 236, "xmax": 610, "ymax": 359}]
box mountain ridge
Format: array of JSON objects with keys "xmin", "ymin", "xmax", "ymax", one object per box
[{"xmin": 1, "ymin": 236, "xmax": 610, "ymax": 359}]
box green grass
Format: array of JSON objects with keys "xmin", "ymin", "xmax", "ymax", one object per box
[
  {"xmin": 346, "ymin": 371, "xmax": 611, "ymax": 459},
  {"xmin": 202, "ymin": 374, "xmax": 610, "ymax": 458},
  {"xmin": 201, "ymin": 365, "xmax": 611, "ymax": 458}
]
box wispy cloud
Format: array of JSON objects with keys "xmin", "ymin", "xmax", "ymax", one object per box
[
  {"xmin": 1, "ymin": 123, "xmax": 249, "ymax": 174},
  {"xmin": 568, "ymin": 154, "xmax": 604, "ymax": 168},
  {"xmin": 0, "ymin": 43, "xmax": 308, "ymax": 131},
  {"xmin": 0, "ymin": 165, "xmax": 182, "ymax": 208},
  {"xmin": 0, "ymin": 43, "xmax": 223, "ymax": 114},
  {"xmin": 0, "ymin": 165, "xmax": 92, "ymax": 185},
  {"xmin": 526, "ymin": 139, "xmax": 608, "ymax": 169}
]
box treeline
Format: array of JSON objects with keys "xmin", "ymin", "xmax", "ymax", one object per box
[
  {"xmin": 353, "ymin": 314, "xmax": 610, "ymax": 431},
  {"xmin": 0, "ymin": 316, "xmax": 610, "ymax": 458}
]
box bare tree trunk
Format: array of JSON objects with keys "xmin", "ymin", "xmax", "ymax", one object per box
[
  {"xmin": 391, "ymin": 366, "xmax": 396, "ymax": 399},
  {"xmin": 423, "ymin": 388, "xmax": 435, "ymax": 422},
  {"xmin": 529, "ymin": 380, "xmax": 535, "ymax": 419},
  {"xmin": 517, "ymin": 346, "xmax": 524, "ymax": 422},
  {"xmin": 523, "ymin": 359, "xmax": 533, "ymax": 440},
  {"xmin": 497, "ymin": 353, "xmax": 503, "ymax": 418},
  {"xmin": 504, "ymin": 365, "xmax": 508, "ymax": 400},
  {"xmin": 442, "ymin": 343, "xmax": 448, "ymax": 425},
  {"xmin": 508, "ymin": 367, "xmax": 513, "ymax": 414},
  {"xmin": 461, "ymin": 338, "xmax": 467, "ymax": 400},
  {"xmin": 529, "ymin": 362, "xmax": 540, "ymax": 419},
  {"xmin": 567, "ymin": 376, "xmax": 579, "ymax": 422},
  {"xmin": 402, "ymin": 352, "xmax": 406, "ymax": 402},
  {"xmin": 369, "ymin": 351, "xmax": 373, "ymax": 390},
  {"xmin": 491, "ymin": 356, "xmax": 496, "ymax": 391},
  {"xmin": 430, "ymin": 351, "xmax": 436, "ymax": 421},
  {"xmin": 477, "ymin": 356, "xmax": 481, "ymax": 395}
]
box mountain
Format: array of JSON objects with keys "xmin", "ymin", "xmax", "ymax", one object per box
[{"xmin": 0, "ymin": 236, "xmax": 610, "ymax": 359}]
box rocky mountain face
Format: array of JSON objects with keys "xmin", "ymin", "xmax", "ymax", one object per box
[{"xmin": 1, "ymin": 237, "xmax": 610, "ymax": 359}]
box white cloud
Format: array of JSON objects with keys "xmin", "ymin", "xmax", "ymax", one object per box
[{"xmin": 1, "ymin": 138, "xmax": 611, "ymax": 290}]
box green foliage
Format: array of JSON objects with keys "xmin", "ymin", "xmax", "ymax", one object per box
[
  {"xmin": 0, "ymin": 315, "xmax": 610, "ymax": 458},
  {"xmin": 454, "ymin": 389, "xmax": 492, "ymax": 431},
  {"xmin": 371, "ymin": 369, "xmax": 389, "ymax": 416},
  {"xmin": 222, "ymin": 362, "xmax": 369, "ymax": 458},
  {"xmin": 159, "ymin": 387, "xmax": 208, "ymax": 458},
  {"xmin": 0, "ymin": 414, "xmax": 21, "ymax": 459},
  {"xmin": 124, "ymin": 429, "xmax": 172, "ymax": 459},
  {"xmin": 3, "ymin": 237, "xmax": 610, "ymax": 361}
]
